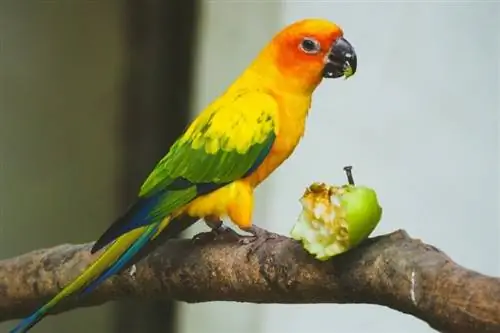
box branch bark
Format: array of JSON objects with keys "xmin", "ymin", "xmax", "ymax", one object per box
[{"xmin": 0, "ymin": 228, "xmax": 499, "ymax": 332}]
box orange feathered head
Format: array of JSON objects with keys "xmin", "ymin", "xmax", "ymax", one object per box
[{"xmin": 253, "ymin": 18, "xmax": 357, "ymax": 92}]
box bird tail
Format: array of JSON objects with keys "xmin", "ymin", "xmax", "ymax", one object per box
[{"xmin": 9, "ymin": 216, "xmax": 172, "ymax": 333}]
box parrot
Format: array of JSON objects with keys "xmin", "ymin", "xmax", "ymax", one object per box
[{"xmin": 11, "ymin": 17, "xmax": 357, "ymax": 333}]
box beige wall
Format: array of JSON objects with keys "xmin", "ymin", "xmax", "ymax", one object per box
[{"xmin": 0, "ymin": 2, "xmax": 124, "ymax": 332}]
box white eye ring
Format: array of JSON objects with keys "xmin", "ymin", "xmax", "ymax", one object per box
[{"xmin": 299, "ymin": 37, "xmax": 321, "ymax": 54}]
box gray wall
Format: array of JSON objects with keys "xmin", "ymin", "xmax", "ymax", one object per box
[
  {"xmin": 179, "ymin": 2, "xmax": 499, "ymax": 333},
  {"xmin": 0, "ymin": 3, "xmax": 124, "ymax": 332}
]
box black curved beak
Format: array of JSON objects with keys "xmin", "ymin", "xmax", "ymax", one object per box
[{"xmin": 323, "ymin": 37, "xmax": 357, "ymax": 79}]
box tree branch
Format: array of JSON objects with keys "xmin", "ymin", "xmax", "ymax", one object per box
[{"xmin": 0, "ymin": 229, "xmax": 499, "ymax": 332}]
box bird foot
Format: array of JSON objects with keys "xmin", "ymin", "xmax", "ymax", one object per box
[
  {"xmin": 191, "ymin": 224, "xmax": 240, "ymax": 245},
  {"xmin": 238, "ymin": 225, "xmax": 277, "ymax": 259},
  {"xmin": 128, "ymin": 264, "xmax": 138, "ymax": 280},
  {"xmin": 238, "ymin": 225, "xmax": 277, "ymax": 243}
]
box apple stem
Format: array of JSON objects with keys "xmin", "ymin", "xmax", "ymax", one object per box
[{"xmin": 343, "ymin": 166, "xmax": 355, "ymax": 185}]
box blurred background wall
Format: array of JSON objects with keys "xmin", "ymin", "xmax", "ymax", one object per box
[
  {"xmin": 0, "ymin": 2, "xmax": 124, "ymax": 332},
  {"xmin": 0, "ymin": 1, "xmax": 498, "ymax": 333},
  {"xmin": 0, "ymin": 1, "xmax": 197, "ymax": 332}
]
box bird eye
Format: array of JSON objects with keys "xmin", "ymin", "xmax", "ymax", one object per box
[{"xmin": 299, "ymin": 37, "xmax": 321, "ymax": 54}]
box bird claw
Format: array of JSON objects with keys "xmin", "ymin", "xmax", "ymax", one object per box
[
  {"xmin": 128, "ymin": 264, "xmax": 137, "ymax": 280},
  {"xmin": 191, "ymin": 225, "xmax": 240, "ymax": 245},
  {"xmin": 238, "ymin": 225, "xmax": 277, "ymax": 259},
  {"xmin": 239, "ymin": 225, "xmax": 276, "ymax": 242},
  {"xmin": 191, "ymin": 231, "xmax": 217, "ymax": 245}
]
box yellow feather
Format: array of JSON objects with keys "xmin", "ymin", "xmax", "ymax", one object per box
[
  {"xmin": 26, "ymin": 227, "xmax": 146, "ymax": 322},
  {"xmin": 180, "ymin": 90, "xmax": 279, "ymax": 155},
  {"xmin": 28, "ymin": 216, "xmax": 172, "ymax": 317}
]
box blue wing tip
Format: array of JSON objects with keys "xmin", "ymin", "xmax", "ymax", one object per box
[
  {"xmin": 91, "ymin": 193, "xmax": 165, "ymax": 254},
  {"xmin": 10, "ymin": 310, "xmax": 45, "ymax": 333},
  {"xmin": 83, "ymin": 223, "xmax": 160, "ymax": 297}
]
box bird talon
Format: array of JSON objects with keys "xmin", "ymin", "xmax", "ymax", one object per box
[
  {"xmin": 244, "ymin": 236, "xmax": 268, "ymax": 260},
  {"xmin": 245, "ymin": 225, "xmax": 273, "ymax": 238},
  {"xmin": 216, "ymin": 225, "xmax": 242, "ymax": 242},
  {"xmin": 239, "ymin": 225, "xmax": 276, "ymax": 259},
  {"xmin": 192, "ymin": 225, "xmax": 240, "ymax": 245},
  {"xmin": 191, "ymin": 231, "xmax": 217, "ymax": 245},
  {"xmin": 129, "ymin": 264, "xmax": 137, "ymax": 279}
]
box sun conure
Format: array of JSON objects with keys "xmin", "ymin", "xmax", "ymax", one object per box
[{"xmin": 11, "ymin": 18, "xmax": 357, "ymax": 332}]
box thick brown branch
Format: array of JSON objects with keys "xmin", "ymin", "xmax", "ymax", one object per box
[{"xmin": 0, "ymin": 229, "xmax": 499, "ymax": 332}]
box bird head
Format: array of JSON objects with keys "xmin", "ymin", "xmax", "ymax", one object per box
[{"xmin": 251, "ymin": 18, "xmax": 357, "ymax": 93}]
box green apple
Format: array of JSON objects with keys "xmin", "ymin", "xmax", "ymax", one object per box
[{"xmin": 290, "ymin": 167, "xmax": 382, "ymax": 261}]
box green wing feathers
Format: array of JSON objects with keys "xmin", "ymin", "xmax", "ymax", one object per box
[
  {"xmin": 139, "ymin": 90, "xmax": 279, "ymax": 196},
  {"xmin": 92, "ymin": 90, "xmax": 279, "ymax": 252}
]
